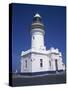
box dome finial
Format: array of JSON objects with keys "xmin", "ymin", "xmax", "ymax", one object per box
[{"xmin": 34, "ymin": 13, "xmax": 41, "ymax": 18}]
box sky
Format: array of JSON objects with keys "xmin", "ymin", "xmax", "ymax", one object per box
[{"xmin": 12, "ymin": 3, "xmax": 66, "ymax": 72}]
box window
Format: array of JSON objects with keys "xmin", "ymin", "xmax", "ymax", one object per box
[
  {"xmin": 55, "ymin": 59, "xmax": 58, "ymax": 71},
  {"xmin": 25, "ymin": 60, "xmax": 27, "ymax": 68},
  {"xmin": 31, "ymin": 59, "xmax": 32, "ymax": 61},
  {"xmin": 49, "ymin": 60, "xmax": 51, "ymax": 67},
  {"xmin": 33, "ymin": 36, "xmax": 35, "ymax": 40},
  {"xmin": 40, "ymin": 59, "xmax": 43, "ymax": 67}
]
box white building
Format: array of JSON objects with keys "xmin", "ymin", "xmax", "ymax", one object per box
[{"xmin": 21, "ymin": 13, "xmax": 65, "ymax": 75}]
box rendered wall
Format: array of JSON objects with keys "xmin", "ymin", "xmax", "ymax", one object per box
[
  {"xmin": 21, "ymin": 54, "xmax": 32, "ymax": 73},
  {"xmin": 31, "ymin": 53, "xmax": 50, "ymax": 72}
]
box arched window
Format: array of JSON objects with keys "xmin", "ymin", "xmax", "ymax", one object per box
[{"xmin": 40, "ymin": 59, "xmax": 43, "ymax": 67}]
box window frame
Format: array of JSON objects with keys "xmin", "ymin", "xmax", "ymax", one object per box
[{"xmin": 40, "ymin": 59, "xmax": 43, "ymax": 67}]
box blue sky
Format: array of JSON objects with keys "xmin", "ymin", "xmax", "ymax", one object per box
[{"xmin": 12, "ymin": 3, "xmax": 66, "ymax": 72}]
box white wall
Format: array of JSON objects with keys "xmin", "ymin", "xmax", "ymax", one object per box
[
  {"xmin": 21, "ymin": 51, "xmax": 65, "ymax": 73},
  {"xmin": 21, "ymin": 54, "xmax": 32, "ymax": 73},
  {"xmin": 31, "ymin": 29, "xmax": 45, "ymax": 50},
  {"xmin": 31, "ymin": 53, "xmax": 50, "ymax": 72},
  {"xmin": 50, "ymin": 53, "xmax": 65, "ymax": 71}
]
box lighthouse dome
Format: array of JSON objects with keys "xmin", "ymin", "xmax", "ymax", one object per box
[
  {"xmin": 31, "ymin": 13, "xmax": 44, "ymax": 30},
  {"xmin": 34, "ymin": 13, "xmax": 41, "ymax": 18}
]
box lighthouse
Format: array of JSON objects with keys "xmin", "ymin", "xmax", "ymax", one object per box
[
  {"xmin": 21, "ymin": 13, "xmax": 65, "ymax": 75},
  {"xmin": 31, "ymin": 13, "xmax": 46, "ymax": 50}
]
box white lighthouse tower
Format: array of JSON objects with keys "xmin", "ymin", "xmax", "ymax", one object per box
[
  {"xmin": 21, "ymin": 13, "xmax": 65, "ymax": 75},
  {"xmin": 31, "ymin": 13, "xmax": 46, "ymax": 50}
]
